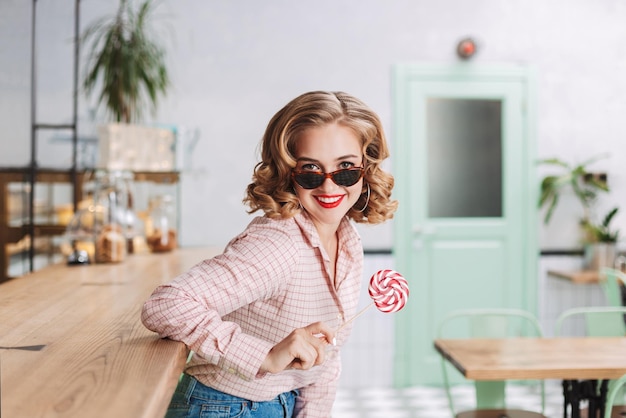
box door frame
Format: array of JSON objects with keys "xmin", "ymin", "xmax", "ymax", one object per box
[{"xmin": 391, "ymin": 64, "xmax": 538, "ymax": 386}]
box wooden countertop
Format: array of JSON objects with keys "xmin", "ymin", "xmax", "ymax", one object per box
[{"xmin": 0, "ymin": 246, "xmax": 220, "ymax": 418}]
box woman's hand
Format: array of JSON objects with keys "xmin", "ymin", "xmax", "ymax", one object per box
[{"xmin": 259, "ymin": 322, "xmax": 335, "ymax": 374}]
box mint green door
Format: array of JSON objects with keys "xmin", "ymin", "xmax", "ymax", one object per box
[{"xmin": 392, "ymin": 65, "xmax": 538, "ymax": 386}]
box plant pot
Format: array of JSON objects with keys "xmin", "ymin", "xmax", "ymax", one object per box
[
  {"xmin": 97, "ymin": 123, "xmax": 175, "ymax": 171},
  {"xmin": 583, "ymin": 242, "xmax": 617, "ymax": 270}
]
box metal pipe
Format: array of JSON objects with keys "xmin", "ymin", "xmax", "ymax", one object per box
[{"xmin": 28, "ymin": 0, "xmax": 38, "ymax": 272}]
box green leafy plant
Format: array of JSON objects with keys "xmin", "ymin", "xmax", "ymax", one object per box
[
  {"xmin": 81, "ymin": 0, "xmax": 170, "ymax": 123},
  {"xmin": 582, "ymin": 207, "xmax": 620, "ymax": 243},
  {"xmin": 538, "ymin": 155, "xmax": 609, "ymax": 225}
]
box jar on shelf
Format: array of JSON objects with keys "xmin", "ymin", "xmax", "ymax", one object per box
[
  {"xmin": 63, "ymin": 204, "xmax": 101, "ymax": 264},
  {"xmin": 145, "ymin": 194, "xmax": 177, "ymax": 253},
  {"xmin": 92, "ymin": 169, "xmax": 134, "ymax": 263}
]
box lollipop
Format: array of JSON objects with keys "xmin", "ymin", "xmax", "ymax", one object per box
[
  {"xmin": 337, "ymin": 269, "xmax": 409, "ymax": 331},
  {"xmin": 368, "ymin": 269, "xmax": 409, "ymax": 313}
]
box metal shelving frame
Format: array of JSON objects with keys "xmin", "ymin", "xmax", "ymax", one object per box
[
  {"xmin": 1, "ymin": 1, "xmax": 182, "ymax": 282},
  {"xmin": 27, "ymin": 0, "xmax": 80, "ymax": 273}
]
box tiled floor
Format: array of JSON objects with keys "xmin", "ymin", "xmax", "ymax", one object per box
[{"xmin": 332, "ymin": 380, "xmax": 566, "ymax": 418}]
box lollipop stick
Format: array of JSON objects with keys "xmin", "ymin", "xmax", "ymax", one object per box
[{"xmin": 336, "ymin": 302, "xmax": 375, "ymax": 332}]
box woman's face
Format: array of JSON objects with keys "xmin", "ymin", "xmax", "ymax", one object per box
[{"xmin": 293, "ymin": 123, "xmax": 363, "ymax": 232}]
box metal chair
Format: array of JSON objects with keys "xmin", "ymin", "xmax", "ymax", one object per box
[
  {"xmin": 603, "ymin": 373, "xmax": 626, "ymax": 418},
  {"xmin": 599, "ymin": 268, "xmax": 626, "ymax": 308},
  {"xmin": 555, "ymin": 306, "xmax": 626, "ymax": 418},
  {"xmin": 438, "ymin": 308, "xmax": 547, "ymax": 418},
  {"xmin": 555, "ymin": 306, "xmax": 626, "ymax": 337}
]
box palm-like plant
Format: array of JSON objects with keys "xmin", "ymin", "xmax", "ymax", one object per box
[
  {"xmin": 81, "ymin": 0, "xmax": 169, "ymax": 123},
  {"xmin": 538, "ymin": 155, "xmax": 609, "ymax": 225},
  {"xmin": 582, "ymin": 207, "xmax": 620, "ymax": 243}
]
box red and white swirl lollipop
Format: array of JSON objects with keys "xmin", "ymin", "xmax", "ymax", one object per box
[
  {"xmin": 337, "ymin": 269, "xmax": 409, "ymax": 332},
  {"xmin": 368, "ymin": 269, "xmax": 409, "ymax": 313}
]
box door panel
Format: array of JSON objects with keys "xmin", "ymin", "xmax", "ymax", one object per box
[{"xmin": 392, "ymin": 65, "xmax": 537, "ymax": 386}]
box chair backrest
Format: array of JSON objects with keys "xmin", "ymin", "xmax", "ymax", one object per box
[
  {"xmin": 604, "ymin": 373, "xmax": 626, "ymax": 418},
  {"xmin": 556, "ymin": 306, "xmax": 626, "ymax": 413},
  {"xmin": 600, "ymin": 267, "xmax": 626, "ymax": 308},
  {"xmin": 554, "ymin": 306, "xmax": 626, "ymax": 337},
  {"xmin": 437, "ymin": 308, "xmax": 545, "ymax": 415}
]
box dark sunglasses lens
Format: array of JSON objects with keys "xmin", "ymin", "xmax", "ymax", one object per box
[
  {"xmin": 332, "ymin": 169, "xmax": 361, "ymax": 186},
  {"xmin": 294, "ymin": 173, "xmax": 324, "ymax": 189},
  {"xmin": 293, "ymin": 168, "xmax": 362, "ymax": 189}
]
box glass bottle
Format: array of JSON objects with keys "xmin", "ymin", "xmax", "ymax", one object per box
[
  {"xmin": 145, "ymin": 194, "xmax": 177, "ymax": 253},
  {"xmin": 92, "ymin": 169, "xmax": 132, "ymax": 263}
]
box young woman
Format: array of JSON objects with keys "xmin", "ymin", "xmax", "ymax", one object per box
[{"xmin": 141, "ymin": 91, "xmax": 397, "ymax": 417}]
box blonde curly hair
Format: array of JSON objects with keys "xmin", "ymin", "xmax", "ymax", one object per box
[{"xmin": 244, "ymin": 91, "xmax": 397, "ymax": 224}]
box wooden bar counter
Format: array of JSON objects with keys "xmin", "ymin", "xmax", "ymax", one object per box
[{"xmin": 0, "ymin": 246, "xmax": 220, "ymax": 418}]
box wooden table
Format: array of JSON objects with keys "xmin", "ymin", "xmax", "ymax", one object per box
[
  {"xmin": 0, "ymin": 246, "xmax": 219, "ymax": 418},
  {"xmin": 435, "ymin": 337, "xmax": 626, "ymax": 417}
]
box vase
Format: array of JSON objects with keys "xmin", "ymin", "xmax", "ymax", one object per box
[{"xmin": 583, "ymin": 242, "xmax": 617, "ymax": 270}]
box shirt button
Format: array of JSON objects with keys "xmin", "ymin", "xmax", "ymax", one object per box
[
  {"xmin": 337, "ymin": 313, "xmax": 343, "ymax": 321},
  {"xmin": 228, "ymin": 368, "xmax": 236, "ymax": 374}
]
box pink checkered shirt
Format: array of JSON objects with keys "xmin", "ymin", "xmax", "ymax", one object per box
[{"xmin": 141, "ymin": 211, "xmax": 363, "ymax": 417}]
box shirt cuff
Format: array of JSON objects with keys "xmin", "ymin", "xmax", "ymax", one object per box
[{"xmin": 219, "ymin": 333, "xmax": 274, "ymax": 381}]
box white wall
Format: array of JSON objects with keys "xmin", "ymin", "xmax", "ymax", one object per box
[{"xmin": 1, "ymin": 0, "xmax": 626, "ymax": 251}]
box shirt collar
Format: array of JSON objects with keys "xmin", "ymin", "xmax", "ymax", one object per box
[{"xmin": 293, "ymin": 211, "xmax": 358, "ymax": 250}]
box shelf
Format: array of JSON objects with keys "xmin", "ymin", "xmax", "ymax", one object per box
[
  {"xmin": 131, "ymin": 171, "xmax": 179, "ymax": 184},
  {"xmin": 7, "ymin": 224, "xmax": 67, "ymax": 241},
  {"xmin": 0, "ymin": 167, "xmax": 86, "ymax": 183},
  {"xmin": 547, "ymin": 270, "xmax": 600, "ymax": 284},
  {"xmin": 1, "ymin": 167, "xmax": 180, "ymax": 283}
]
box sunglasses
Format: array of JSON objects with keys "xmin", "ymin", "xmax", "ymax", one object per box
[{"xmin": 292, "ymin": 167, "xmax": 364, "ymax": 189}]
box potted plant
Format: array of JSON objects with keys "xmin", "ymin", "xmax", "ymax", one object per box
[
  {"xmin": 81, "ymin": 0, "xmax": 170, "ymax": 123},
  {"xmin": 581, "ymin": 207, "xmax": 620, "ymax": 270},
  {"xmin": 81, "ymin": 0, "xmax": 175, "ymax": 171},
  {"xmin": 538, "ymin": 154, "xmax": 620, "ymax": 269},
  {"xmin": 538, "ymin": 155, "xmax": 609, "ymax": 225},
  {"xmin": 582, "ymin": 207, "xmax": 620, "ymax": 243}
]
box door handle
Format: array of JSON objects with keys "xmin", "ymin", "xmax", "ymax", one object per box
[{"xmin": 412, "ymin": 225, "xmax": 436, "ymax": 235}]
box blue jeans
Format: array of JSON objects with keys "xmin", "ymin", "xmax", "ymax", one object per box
[{"xmin": 165, "ymin": 374, "xmax": 298, "ymax": 418}]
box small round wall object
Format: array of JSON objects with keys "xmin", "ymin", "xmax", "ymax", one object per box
[{"xmin": 457, "ymin": 37, "xmax": 477, "ymax": 59}]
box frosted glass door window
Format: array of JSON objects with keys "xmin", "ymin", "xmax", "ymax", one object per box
[{"xmin": 426, "ymin": 98, "xmax": 502, "ymax": 218}]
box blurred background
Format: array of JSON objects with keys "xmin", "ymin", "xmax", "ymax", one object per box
[{"xmin": 1, "ymin": 0, "xmax": 625, "ymax": 396}]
